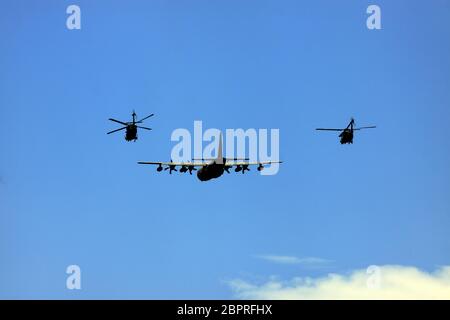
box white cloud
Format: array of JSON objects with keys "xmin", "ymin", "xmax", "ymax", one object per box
[
  {"xmin": 229, "ymin": 265, "xmax": 450, "ymax": 300},
  {"xmin": 255, "ymin": 255, "xmax": 331, "ymax": 266}
]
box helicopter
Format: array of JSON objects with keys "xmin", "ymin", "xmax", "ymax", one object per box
[
  {"xmin": 107, "ymin": 111, "xmax": 154, "ymax": 142},
  {"xmin": 316, "ymin": 118, "xmax": 376, "ymax": 144}
]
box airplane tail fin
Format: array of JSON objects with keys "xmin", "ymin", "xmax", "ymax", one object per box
[
  {"xmin": 216, "ymin": 133, "xmax": 223, "ymax": 164},
  {"xmin": 192, "ymin": 133, "xmax": 224, "ymax": 164}
]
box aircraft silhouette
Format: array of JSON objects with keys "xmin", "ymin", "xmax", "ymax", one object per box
[
  {"xmin": 107, "ymin": 111, "xmax": 153, "ymax": 142},
  {"xmin": 316, "ymin": 118, "xmax": 376, "ymax": 144},
  {"xmin": 138, "ymin": 135, "xmax": 282, "ymax": 181}
]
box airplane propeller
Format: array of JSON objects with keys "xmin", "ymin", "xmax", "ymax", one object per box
[
  {"xmin": 187, "ymin": 165, "xmax": 197, "ymax": 175},
  {"xmin": 164, "ymin": 160, "xmax": 177, "ymax": 174},
  {"xmin": 235, "ymin": 165, "xmax": 250, "ymax": 173}
]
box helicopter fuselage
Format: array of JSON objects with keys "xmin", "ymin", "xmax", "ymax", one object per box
[
  {"xmin": 339, "ymin": 129, "xmax": 353, "ymax": 144},
  {"xmin": 125, "ymin": 124, "xmax": 138, "ymax": 141}
]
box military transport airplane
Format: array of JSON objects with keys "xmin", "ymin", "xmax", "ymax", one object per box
[{"xmin": 138, "ymin": 136, "xmax": 282, "ymax": 181}]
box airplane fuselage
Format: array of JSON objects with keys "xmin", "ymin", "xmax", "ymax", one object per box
[{"xmin": 196, "ymin": 161, "xmax": 225, "ymax": 181}]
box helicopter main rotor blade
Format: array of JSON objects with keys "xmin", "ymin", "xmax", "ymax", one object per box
[
  {"xmin": 107, "ymin": 127, "xmax": 127, "ymax": 134},
  {"xmin": 109, "ymin": 118, "xmax": 128, "ymax": 126},
  {"xmin": 137, "ymin": 114, "xmax": 154, "ymax": 123},
  {"xmin": 137, "ymin": 126, "xmax": 152, "ymax": 131},
  {"xmin": 353, "ymin": 126, "xmax": 376, "ymax": 130},
  {"xmin": 316, "ymin": 128, "xmax": 345, "ymax": 131}
]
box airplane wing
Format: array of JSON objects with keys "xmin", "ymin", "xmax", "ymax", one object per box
[
  {"xmin": 137, "ymin": 161, "xmax": 207, "ymax": 167},
  {"xmin": 224, "ymin": 160, "xmax": 283, "ymax": 166}
]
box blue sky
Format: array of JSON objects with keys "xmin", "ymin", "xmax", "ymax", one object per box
[{"xmin": 1, "ymin": 0, "xmax": 450, "ymax": 299}]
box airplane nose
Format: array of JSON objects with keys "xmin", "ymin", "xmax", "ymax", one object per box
[{"xmin": 196, "ymin": 168, "xmax": 206, "ymax": 181}]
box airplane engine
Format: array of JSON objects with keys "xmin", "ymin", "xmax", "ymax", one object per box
[{"xmin": 180, "ymin": 166, "xmax": 188, "ymax": 173}]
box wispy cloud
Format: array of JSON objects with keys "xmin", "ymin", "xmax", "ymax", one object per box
[
  {"xmin": 228, "ymin": 265, "xmax": 450, "ymax": 299},
  {"xmin": 255, "ymin": 255, "xmax": 332, "ymax": 266}
]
